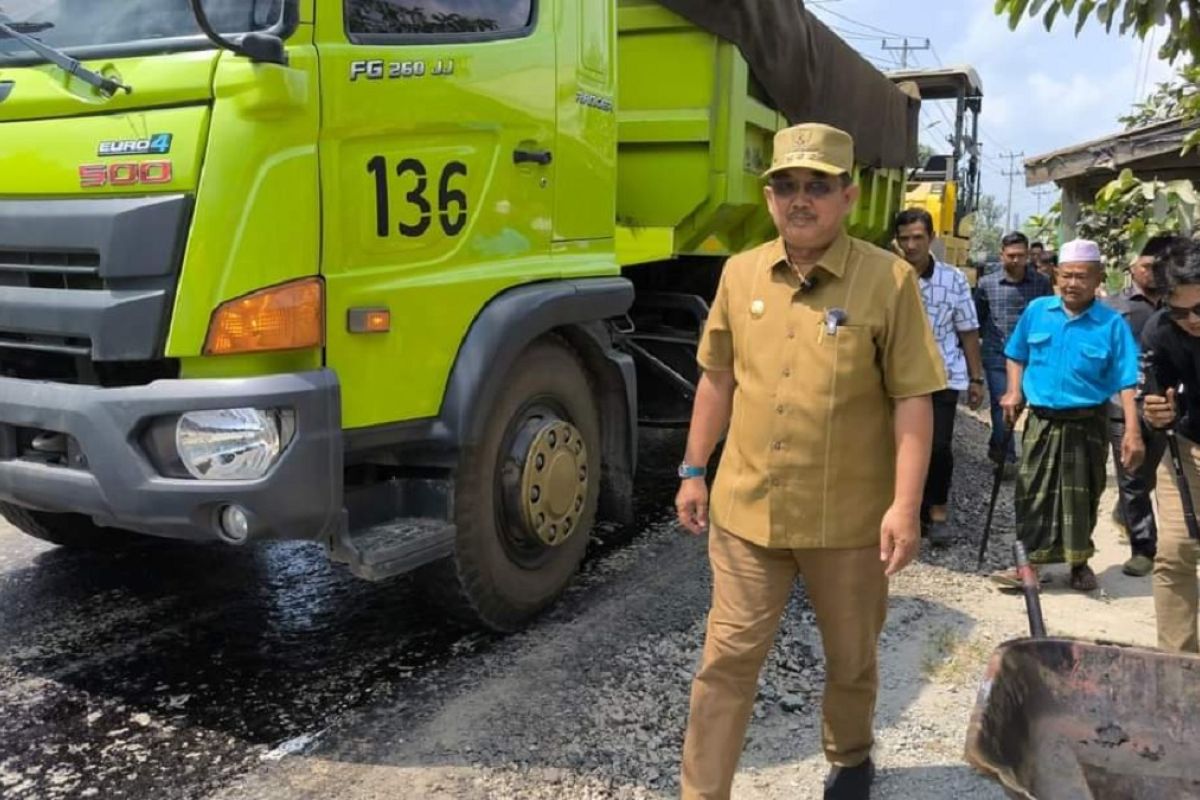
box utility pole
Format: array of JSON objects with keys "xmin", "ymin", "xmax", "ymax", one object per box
[
  {"xmin": 1032, "ymin": 186, "xmax": 1056, "ymax": 215},
  {"xmin": 999, "ymin": 150, "xmax": 1025, "ymax": 233},
  {"xmin": 881, "ymin": 37, "xmax": 931, "ymax": 69}
]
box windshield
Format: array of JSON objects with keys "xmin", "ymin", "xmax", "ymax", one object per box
[{"xmin": 0, "ymin": 0, "xmax": 284, "ymax": 55}]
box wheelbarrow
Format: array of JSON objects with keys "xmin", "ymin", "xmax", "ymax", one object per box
[{"xmin": 964, "ymin": 543, "xmax": 1200, "ymax": 799}]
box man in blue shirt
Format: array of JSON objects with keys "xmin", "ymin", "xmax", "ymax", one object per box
[
  {"xmin": 994, "ymin": 239, "xmax": 1144, "ymax": 592},
  {"xmin": 976, "ymin": 232, "xmax": 1054, "ymax": 470}
]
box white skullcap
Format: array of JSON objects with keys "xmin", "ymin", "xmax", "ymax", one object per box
[{"xmin": 1060, "ymin": 239, "xmax": 1102, "ymax": 264}]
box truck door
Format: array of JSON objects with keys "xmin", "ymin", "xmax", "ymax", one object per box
[
  {"xmin": 317, "ymin": 0, "xmax": 556, "ymax": 429},
  {"xmin": 553, "ymin": 0, "xmax": 616, "ymax": 243}
]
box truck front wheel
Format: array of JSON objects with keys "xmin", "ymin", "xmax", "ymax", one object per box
[
  {"xmin": 0, "ymin": 503, "xmax": 140, "ymax": 548},
  {"xmin": 424, "ymin": 336, "xmax": 601, "ymax": 632}
]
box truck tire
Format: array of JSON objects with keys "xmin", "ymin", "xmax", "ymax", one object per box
[
  {"xmin": 0, "ymin": 503, "xmax": 139, "ymax": 548},
  {"xmin": 422, "ymin": 336, "xmax": 601, "ymax": 632}
]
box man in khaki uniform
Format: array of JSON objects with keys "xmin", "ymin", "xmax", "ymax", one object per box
[{"xmin": 675, "ymin": 123, "xmax": 946, "ymax": 800}]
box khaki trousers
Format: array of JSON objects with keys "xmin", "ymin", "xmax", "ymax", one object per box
[
  {"xmin": 680, "ymin": 525, "xmax": 888, "ymax": 800},
  {"xmin": 1154, "ymin": 436, "xmax": 1200, "ymax": 653}
]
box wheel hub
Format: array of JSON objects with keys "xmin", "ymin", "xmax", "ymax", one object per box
[{"xmin": 517, "ymin": 420, "xmax": 588, "ymax": 547}]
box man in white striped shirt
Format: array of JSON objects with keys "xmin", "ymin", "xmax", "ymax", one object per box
[{"xmin": 894, "ymin": 209, "xmax": 985, "ymax": 545}]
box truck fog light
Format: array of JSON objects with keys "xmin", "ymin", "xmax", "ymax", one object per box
[
  {"xmin": 218, "ymin": 504, "xmax": 251, "ymax": 543},
  {"xmin": 175, "ymin": 408, "xmax": 291, "ymax": 480}
]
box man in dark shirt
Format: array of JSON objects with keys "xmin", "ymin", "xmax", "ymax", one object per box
[
  {"xmin": 1140, "ymin": 239, "xmax": 1200, "ymax": 653},
  {"xmin": 976, "ymin": 232, "xmax": 1054, "ymax": 468},
  {"xmin": 1029, "ymin": 241, "xmax": 1045, "ymax": 271},
  {"xmin": 1036, "ymin": 252, "xmax": 1058, "ymax": 288},
  {"xmin": 1104, "ymin": 236, "xmax": 1189, "ymax": 576}
]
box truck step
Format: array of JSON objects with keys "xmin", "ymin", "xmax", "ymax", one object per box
[{"xmin": 329, "ymin": 517, "xmax": 456, "ymax": 582}]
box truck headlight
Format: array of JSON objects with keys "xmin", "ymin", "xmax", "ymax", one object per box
[{"xmin": 175, "ymin": 408, "xmax": 293, "ymax": 481}]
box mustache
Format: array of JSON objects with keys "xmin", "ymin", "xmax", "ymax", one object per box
[{"xmin": 787, "ymin": 212, "xmax": 818, "ymax": 223}]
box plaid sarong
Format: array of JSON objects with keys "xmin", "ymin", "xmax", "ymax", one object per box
[{"xmin": 1015, "ymin": 408, "xmax": 1109, "ymax": 565}]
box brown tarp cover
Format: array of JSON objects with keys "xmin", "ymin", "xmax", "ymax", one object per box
[{"xmin": 657, "ymin": 0, "xmax": 918, "ymax": 170}]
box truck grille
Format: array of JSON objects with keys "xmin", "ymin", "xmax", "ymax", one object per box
[
  {"xmin": 0, "ymin": 249, "xmax": 103, "ymax": 290},
  {"xmin": 0, "ymin": 195, "xmax": 192, "ymax": 386}
]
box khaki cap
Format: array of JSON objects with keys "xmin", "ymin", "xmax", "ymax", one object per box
[{"xmin": 763, "ymin": 123, "xmax": 854, "ymax": 178}]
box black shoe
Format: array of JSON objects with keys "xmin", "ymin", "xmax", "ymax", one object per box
[
  {"xmin": 928, "ymin": 520, "xmax": 953, "ymax": 547},
  {"xmin": 824, "ymin": 757, "xmax": 875, "ymax": 799}
]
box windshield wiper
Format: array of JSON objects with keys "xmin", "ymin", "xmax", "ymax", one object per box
[{"xmin": 0, "ymin": 17, "xmax": 131, "ymax": 97}]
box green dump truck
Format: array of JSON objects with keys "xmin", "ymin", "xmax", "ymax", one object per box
[{"xmin": 0, "ymin": 0, "xmax": 916, "ymax": 630}]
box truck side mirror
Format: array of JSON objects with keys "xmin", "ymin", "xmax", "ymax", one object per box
[{"xmin": 240, "ymin": 32, "xmax": 286, "ymax": 65}]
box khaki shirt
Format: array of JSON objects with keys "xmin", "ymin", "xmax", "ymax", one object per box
[{"xmin": 698, "ymin": 233, "xmax": 946, "ymax": 550}]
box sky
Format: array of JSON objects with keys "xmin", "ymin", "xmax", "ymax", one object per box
[{"xmin": 807, "ymin": 0, "xmax": 1180, "ymax": 231}]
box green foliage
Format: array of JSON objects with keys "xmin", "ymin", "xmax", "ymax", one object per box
[
  {"xmin": 988, "ymin": 12, "xmax": 1200, "ymax": 284},
  {"xmin": 1076, "ymin": 169, "xmax": 1198, "ymax": 271},
  {"xmin": 969, "ymin": 194, "xmax": 1006, "ymax": 261},
  {"xmin": 1118, "ymin": 63, "xmax": 1200, "ymax": 151},
  {"xmin": 994, "ymin": 0, "xmax": 1200, "ymax": 63},
  {"xmin": 1024, "ymin": 205, "xmax": 1063, "ymax": 249}
]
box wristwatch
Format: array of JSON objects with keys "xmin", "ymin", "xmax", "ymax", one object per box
[
  {"xmin": 678, "ymin": 463, "xmax": 707, "ymax": 479},
  {"xmin": 969, "ymin": 377, "xmax": 985, "ymax": 385}
]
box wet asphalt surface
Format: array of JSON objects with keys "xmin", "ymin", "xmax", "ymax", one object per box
[{"xmin": 0, "ymin": 431, "xmax": 686, "ymax": 800}]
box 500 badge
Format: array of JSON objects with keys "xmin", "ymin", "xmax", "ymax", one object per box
[{"xmin": 79, "ymin": 160, "xmax": 173, "ymax": 188}]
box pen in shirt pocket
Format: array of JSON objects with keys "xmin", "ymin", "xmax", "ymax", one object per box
[{"xmin": 824, "ymin": 308, "xmax": 848, "ymax": 337}]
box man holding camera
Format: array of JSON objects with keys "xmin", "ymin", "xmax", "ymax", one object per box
[{"xmin": 1140, "ymin": 239, "xmax": 1200, "ymax": 653}]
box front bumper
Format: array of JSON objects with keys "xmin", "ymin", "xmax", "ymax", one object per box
[{"xmin": 0, "ymin": 370, "xmax": 342, "ymax": 542}]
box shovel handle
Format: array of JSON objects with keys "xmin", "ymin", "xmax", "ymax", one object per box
[
  {"xmin": 976, "ymin": 420, "xmax": 1017, "ymax": 571},
  {"xmin": 1014, "ymin": 541, "xmax": 1046, "ymax": 638}
]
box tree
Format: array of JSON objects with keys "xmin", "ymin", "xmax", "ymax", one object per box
[
  {"xmin": 1024, "ymin": 207, "xmax": 1062, "ymax": 249},
  {"xmin": 969, "ymin": 194, "xmax": 1005, "ymax": 261},
  {"xmin": 1077, "ymin": 170, "xmax": 1198, "ymax": 270},
  {"xmin": 1119, "ymin": 63, "xmax": 1200, "ymax": 150},
  {"xmin": 1030, "ymin": 170, "xmax": 1198, "ymax": 277},
  {"xmin": 994, "ymin": 0, "xmax": 1200, "ymax": 63}
]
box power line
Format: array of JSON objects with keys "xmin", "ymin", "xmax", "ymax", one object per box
[
  {"xmin": 999, "ymin": 151, "xmax": 1026, "ymax": 231},
  {"xmin": 828, "ymin": 26, "xmax": 885, "ymax": 42},
  {"xmin": 1136, "ymin": 27, "xmax": 1158, "ymax": 102},
  {"xmin": 882, "ymin": 37, "xmax": 930, "ymax": 69},
  {"xmin": 815, "ymin": 9, "xmax": 1017, "ymax": 173},
  {"xmin": 810, "ymin": 6, "xmax": 919, "ymax": 39},
  {"xmin": 926, "ymin": 42, "xmax": 1016, "ymax": 158},
  {"xmin": 1032, "ymin": 186, "xmax": 1057, "ymax": 215},
  {"xmin": 1132, "ymin": 36, "xmax": 1150, "ymax": 107}
]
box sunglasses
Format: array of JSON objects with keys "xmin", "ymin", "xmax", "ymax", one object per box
[
  {"xmin": 1168, "ymin": 302, "xmax": 1200, "ymax": 321},
  {"xmin": 768, "ymin": 177, "xmax": 838, "ymax": 199}
]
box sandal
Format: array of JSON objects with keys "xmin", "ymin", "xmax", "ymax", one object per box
[
  {"xmin": 989, "ymin": 568, "xmax": 1043, "ymax": 591},
  {"xmin": 1070, "ymin": 564, "xmax": 1098, "ymax": 592}
]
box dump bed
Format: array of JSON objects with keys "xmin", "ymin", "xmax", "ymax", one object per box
[{"xmin": 615, "ymin": 0, "xmax": 916, "ymax": 266}]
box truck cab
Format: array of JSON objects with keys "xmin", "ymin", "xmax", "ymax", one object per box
[{"xmin": 0, "ymin": 0, "xmax": 914, "ymax": 630}]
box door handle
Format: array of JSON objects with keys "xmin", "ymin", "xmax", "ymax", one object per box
[{"xmin": 513, "ymin": 148, "xmax": 553, "ymax": 166}]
